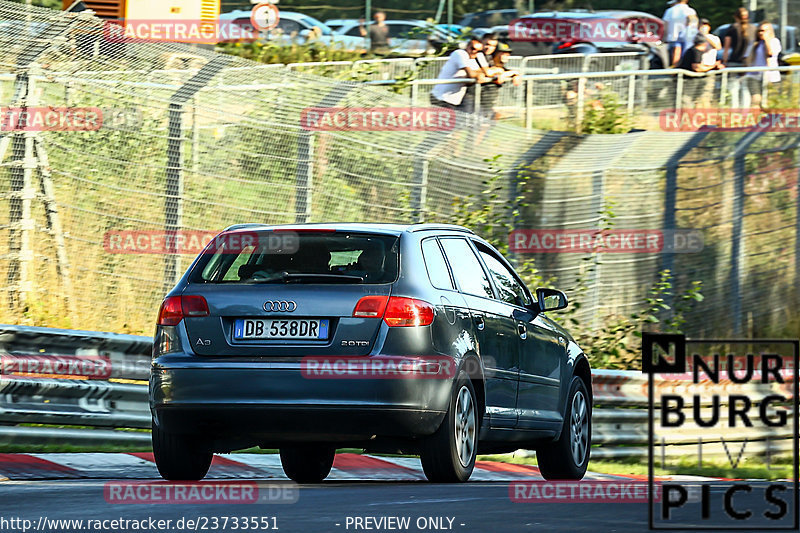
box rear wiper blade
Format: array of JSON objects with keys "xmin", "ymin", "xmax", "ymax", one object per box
[{"xmin": 250, "ymin": 272, "xmax": 365, "ymax": 284}]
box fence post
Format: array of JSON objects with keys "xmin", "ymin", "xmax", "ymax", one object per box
[
  {"xmin": 795, "ymin": 141, "xmax": 800, "ymax": 293},
  {"xmin": 295, "ymin": 132, "xmax": 314, "ymax": 224},
  {"xmin": 627, "ymin": 74, "xmax": 636, "ymax": 115},
  {"xmin": 525, "ymin": 78, "xmax": 533, "ymax": 129},
  {"xmin": 661, "ymin": 131, "xmax": 709, "ymax": 312},
  {"xmin": 675, "ymin": 71, "xmax": 684, "ymax": 111},
  {"xmin": 164, "ymin": 56, "xmax": 230, "ymax": 291},
  {"xmin": 576, "ymin": 76, "xmax": 587, "ymax": 133},
  {"xmin": 730, "ymin": 130, "xmax": 763, "ymax": 335},
  {"xmin": 473, "ymin": 82, "xmax": 481, "ymax": 116},
  {"xmin": 410, "ymin": 157, "xmax": 428, "ymax": 223},
  {"xmin": 720, "ymin": 70, "xmax": 728, "ymax": 107}
]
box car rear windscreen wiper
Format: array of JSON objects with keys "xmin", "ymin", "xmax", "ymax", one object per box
[{"xmin": 250, "ymin": 272, "xmax": 365, "ymax": 284}]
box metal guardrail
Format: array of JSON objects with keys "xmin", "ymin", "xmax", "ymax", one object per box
[{"xmin": 0, "ymin": 325, "xmax": 795, "ymax": 460}]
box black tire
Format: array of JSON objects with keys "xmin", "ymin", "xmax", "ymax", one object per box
[
  {"xmin": 537, "ymin": 376, "xmax": 591, "ymax": 480},
  {"xmin": 152, "ymin": 419, "xmax": 213, "ymax": 481},
  {"xmin": 279, "ymin": 444, "xmax": 335, "ymax": 483},
  {"xmin": 420, "ymin": 371, "xmax": 478, "ymax": 482}
]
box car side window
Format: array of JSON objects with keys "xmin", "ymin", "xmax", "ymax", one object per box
[
  {"xmin": 389, "ymin": 24, "xmax": 413, "ymax": 38},
  {"xmin": 421, "ymin": 238, "xmax": 454, "ymax": 290},
  {"xmin": 440, "ymin": 238, "xmax": 493, "ymax": 299},
  {"xmin": 278, "ymin": 19, "xmax": 301, "ymax": 34},
  {"xmin": 345, "ymin": 25, "xmax": 362, "ymax": 36},
  {"xmin": 475, "ymin": 243, "xmax": 532, "ymax": 307}
]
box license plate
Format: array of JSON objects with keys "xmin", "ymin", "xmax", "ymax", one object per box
[{"xmin": 233, "ymin": 319, "xmax": 329, "ymax": 340}]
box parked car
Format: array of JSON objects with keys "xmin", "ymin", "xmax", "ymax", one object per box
[
  {"xmin": 458, "ymin": 9, "xmax": 521, "ymax": 30},
  {"xmin": 334, "ymin": 19, "xmax": 452, "ymax": 56},
  {"xmin": 150, "ymin": 223, "xmax": 592, "ymax": 483},
  {"xmin": 324, "ymin": 18, "xmax": 360, "ymax": 34},
  {"xmin": 219, "ymin": 10, "xmax": 363, "ymax": 49},
  {"xmin": 481, "ymin": 10, "xmax": 666, "ymax": 69}
]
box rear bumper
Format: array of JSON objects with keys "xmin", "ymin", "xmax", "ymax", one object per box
[{"xmin": 150, "ymin": 359, "xmax": 452, "ymax": 443}]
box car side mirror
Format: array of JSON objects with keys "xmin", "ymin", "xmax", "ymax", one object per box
[{"xmin": 536, "ymin": 288, "xmax": 568, "ymax": 312}]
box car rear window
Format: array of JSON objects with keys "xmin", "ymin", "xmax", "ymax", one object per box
[{"xmin": 191, "ymin": 231, "xmax": 399, "ymax": 284}]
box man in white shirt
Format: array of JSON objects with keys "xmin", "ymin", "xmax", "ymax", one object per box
[
  {"xmin": 430, "ymin": 39, "xmax": 486, "ymax": 109},
  {"xmin": 662, "ymin": 0, "xmax": 697, "ymax": 67}
]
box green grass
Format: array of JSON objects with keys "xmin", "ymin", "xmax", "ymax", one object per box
[
  {"xmin": 478, "ymin": 452, "xmax": 796, "ymax": 481},
  {"xmin": 0, "ymin": 442, "xmax": 151, "ymax": 453}
]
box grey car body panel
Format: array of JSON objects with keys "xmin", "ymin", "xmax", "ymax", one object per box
[{"xmin": 150, "ymin": 223, "xmax": 590, "ymax": 453}]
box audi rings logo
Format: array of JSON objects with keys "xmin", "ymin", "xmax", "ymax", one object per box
[{"xmin": 263, "ymin": 300, "xmax": 297, "ymax": 312}]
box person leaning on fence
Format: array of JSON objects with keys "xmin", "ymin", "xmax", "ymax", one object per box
[
  {"xmin": 679, "ymin": 34, "xmax": 724, "ymax": 73},
  {"xmin": 477, "ymin": 42, "xmax": 522, "ymax": 119},
  {"xmin": 678, "ymin": 33, "xmax": 724, "ymax": 108},
  {"xmin": 429, "ymin": 38, "xmax": 487, "ymax": 111},
  {"xmin": 744, "ymin": 22, "xmax": 782, "ymax": 109}
]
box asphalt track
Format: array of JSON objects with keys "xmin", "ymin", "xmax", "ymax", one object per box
[{"xmin": 0, "ymin": 454, "xmax": 795, "ymax": 532}]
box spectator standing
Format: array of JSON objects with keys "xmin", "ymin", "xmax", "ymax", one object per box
[
  {"xmin": 430, "ymin": 38, "xmax": 486, "ymax": 110},
  {"xmin": 723, "ymin": 8, "xmax": 757, "ymax": 108},
  {"xmin": 722, "ymin": 7, "xmax": 755, "ymax": 66},
  {"xmin": 698, "ymin": 18, "xmax": 722, "ymax": 66},
  {"xmin": 663, "ymin": 0, "xmax": 697, "ymax": 67},
  {"xmin": 359, "ymin": 11, "xmax": 391, "ymax": 55},
  {"xmin": 745, "ymin": 22, "xmax": 782, "ymax": 108}
]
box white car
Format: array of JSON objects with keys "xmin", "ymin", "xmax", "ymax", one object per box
[
  {"xmin": 324, "ymin": 18, "xmax": 360, "ymax": 34},
  {"xmin": 219, "ymin": 10, "xmax": 364, "ymax": 50}
]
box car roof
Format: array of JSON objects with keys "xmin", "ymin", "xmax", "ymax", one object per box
[
  {"xmin": 220, "ymin": 10, "xmax": 325, "ymax": 23},
  {"xmin": 222, "ymin": 222, "xmax": 474, "ymax": 236},
  {"xmin": 516, "ymin": 9, "xmax": 659, "ymax": 20}
]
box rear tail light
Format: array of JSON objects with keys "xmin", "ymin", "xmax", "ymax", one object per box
[
  {"xmin": 157, "ymin": 295, "xmax": 209, "ymax": 325},
  {"xmin": 352, "ymin": 295, "xmax": 390, "ymax": 318},
  {"xmin": 557, "ymin": 41, "xmax": 575, "ymax": 50},
  {"xmin": 383, "ymin": 297, "xmax": 435, "ymax": 327}
]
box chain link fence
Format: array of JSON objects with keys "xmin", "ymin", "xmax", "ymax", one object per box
[{"xmin": 0, "ymin": 2, "xmax": 797, "ymax": 342}]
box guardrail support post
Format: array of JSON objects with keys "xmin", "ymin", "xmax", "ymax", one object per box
[{"xmin": 675, "ymin": 71, "xmax": 684, "ymax": 111}]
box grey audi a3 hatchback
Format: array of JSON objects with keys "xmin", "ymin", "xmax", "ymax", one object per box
[{"xmin": 150, "ymin": 223, "xmax": 592, "ymax": 483}]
